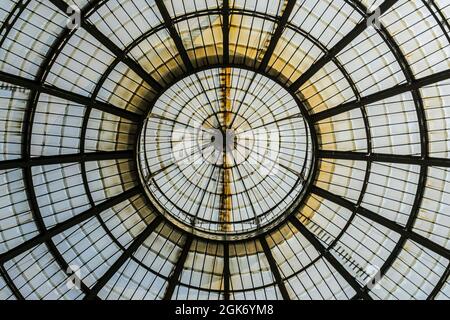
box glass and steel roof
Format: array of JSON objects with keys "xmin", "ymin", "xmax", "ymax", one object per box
[
  {"xmin": 0, "ymin": 0, "xmax": 449, "ymax": 300},
  {"xmin": 138, "ymin": 67, "xmax": 313, "ymax": 239}
]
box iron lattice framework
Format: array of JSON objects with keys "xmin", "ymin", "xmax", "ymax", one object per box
[{"xmin": 0, "ymin": 0, "xmax": 449, "ymax": 300}]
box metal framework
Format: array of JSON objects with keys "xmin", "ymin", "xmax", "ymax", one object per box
[
  {"xmin": 258, "ymin": 0, "xmax": 297, "ymax": 72},
  {"xmin": 0, "ymin": 71, "xmax": 141, "ymax": 122},
  {"xmin": 222, "ymin": 0, "xmax": 230, "ymax": 65},
  {"xmin": 0, "ymin": 0, "xmax": 449, "ymax": 300},
  {"xmin": 155, "ymin": 0, "xmax": 194, "ymax": 72},
  {"xmin": 318, "ymin": 150, "xmax": 450, "ymax": 168},
  {"xmin": 289, "ymin": 0, "xmax": 399, "ymax": 91},
  {"xmin": 223, "ymin": 242, "xmax": 230, "ymax": 300},
  {"xmin": 260, "ymin": 237, "xmax": 290, "ymax": 300},
  {"xmin": 311, "ymin": 69, "xmax": 450, "ymax": 122},
  {"xmin": 288, "ymin": 216, "xmax": 371, "ymax": 299},
  {"xmin": 0, "ymin": 186, "xmax": 141, "ymax": 264},
  {"xmin": 86, "ymin": 215, "xmax": 163, "ymax": 299},
  {"xmin": 163, "ymin": 236, "xmax": 193, "ymax": 300},
  {"xmin": 0, "ymin": 150, "xmax": 133, "ymax": 170}
]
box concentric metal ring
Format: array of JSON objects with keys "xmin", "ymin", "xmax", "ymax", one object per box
[{"xmin": 138, "ymin": 67, "xmax": 314, "ymax": 240}]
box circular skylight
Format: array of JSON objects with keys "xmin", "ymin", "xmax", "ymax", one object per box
[
  {"xmin": 0, "ymin": 0, "xmax": 449, "ymax": 301},
  {"xmin": 138, "ymin": 67, "xmax": 313, "ymax": 239}
]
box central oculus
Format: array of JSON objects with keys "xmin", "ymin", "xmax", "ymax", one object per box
[{"xmin": 138, "ymin": 68, "xmax": 313, "ymax": 240}]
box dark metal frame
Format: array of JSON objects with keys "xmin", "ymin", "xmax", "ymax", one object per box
[
  {"xmin": 163, "ymin": 235, "xmax": 193, "ymax": 300},
  {"xmin": 17, "ymin": 0, "xmax": 93, "ymax": 299},
  {"xmin": 289, "ymin": 0, "xmax": 399, "ymax": 91},
  {"xmin": 288, "ymin": 216, "xmax": 371, "ymax": 299},
  {"xmin": 311, "ymin": 186, "xmax": 450, "ymax": 261},
  {"xmin": 311, "ymin": 69, "xmax": 450, "ymax": 122},
  {"xmin": 316, "ymin": 0, "xmax": 447, "ymax": 299},
  {"xmin": 223, "ymin": 242, "xmax": 230, "ymax": 300},
  {"xmin": 222, "ymin": 0, "xmax": 229, "ymax": 65},
  {"xmin": 319, "ymin": 150, "xmax": 450, "ymax": 168},
  {"xmin": 0, "ymin": 0, "xmax": 449, "ymax": 300},
  {"xmin": 155, "ymin": 0, "xmax": 193, "ymax": 72},
  {"xmin": 260, "ymin": 237, "xmax": 290, "ymax": 300},
  {"xmin": 258, "ymin": 0, "xmax": 297, "ymax": 72},
  {"xmin": 86, "ymin": 215, "xmax": 163, "ymax": 299},
  {"xmin": 0, "ymin": 187, "xmax": 140, "ymax": 264},
  {"xmin": 0, "ymin": 150, "xmax": 133, "ymax": 170},
  {"xmin": 0, "ymin": 70, "xmax": 140, "ymax": 122}
]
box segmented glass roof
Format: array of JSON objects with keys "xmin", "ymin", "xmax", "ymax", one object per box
[
  {"xmin": 138, "ymin": 67, "xmax": 312, "ymax": 239},
  {"xmin": 0, "ymin": 0, "xmax": 449, "ymax": 300}
]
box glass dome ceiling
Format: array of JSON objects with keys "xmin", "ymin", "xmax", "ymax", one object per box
[
  {"xmin": 0, "ymin": 0, "xmax": 449, "ymax": 300},
  {"xmin": 138, "ymin": 67, "xmax": 313, "ymax": 239}
]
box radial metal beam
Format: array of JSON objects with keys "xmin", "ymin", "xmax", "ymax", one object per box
[
  {"xmin": 311, "ymin": 186, "xmax": 450, "ymax": 260},
  {"xmin": 0, "ymin": 150, "xmax": 134, "ymax": 170},
  {"xmin": 85, "ymin": 215, "xmax": 163, "ymax": 300},
  {"xmin": 0, "ymin": 187, "xmax": 140, "ymax": 264},
  {"xmin": 259, "ymin": 237, "xmax": 291, "ymax": 300},
  {"xmin": 318, "ymin": 150, "xmax": 450, "ymax": 168},
  {"xmin": 48, "ymin": 0, "xmax": 162, "ymax": 91},
  {"xmin": 0, "ymin": 0, "xmax": 29, "ymax": 48},
  {"xmin": 0, "ymin": 71, "xmax": 141, "ymax": 122},
  {"xmin": 290, "ymin": 0, "xmax": 399, "ymax": 91},
  {"xmin": 423, "ymin": 0, "xmax": 450, "ymax": 45},
  {"xmin": 219, "ymin": 68, "xmax": 232, "ymax": 231},
  {"xmin": 340, "ymin": 0, "xmax": 431, "ymax": 298},
  {"xmin": 13, "ymin": 0, "xmax": 95, "ymax": 299},
  {"xmin": 288, "ymin": 216, "xmax": 371, "ymax": 299},
  {"xmin": 47, "ymin": 239, "xmax": 95, "ymax": 299},
  {"xmin": 223, "ymin": 242, "xmax": 230, "ymax": 300},
  {"xmin": 163, "ymin": 235, "xmax": 193, "ymax": 300},
  {"xmin": 311, "ymin": 69, "xmax": 450, "ymax": 122},
  {"xmin": 81, "ymin": 21, "xmax": 163, "ymax": 91},
  {"xmin": 155, "ymin": 0, "xmax": 193, "ymax": 71},
  {"xmin": 0, "ymin": 265, "xmax": 25, "ymax": 300},
  {"xmin": 428, "ymin": 264, "xmax": 450, "ymax": 300},
  {"xmin": 42, "ymin": 2, "xmax": 152, "ymax": 300},
  {"xmin": 42, "ymin": 83, "xmax": 140, "ymax": 122},
  {"xmin": 258, "ymin": 0, "xmax": 297, "ymax": 72},
  {"xmin": 222, "ymin": 0, "xmax": 229, "ymax": 65}
]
